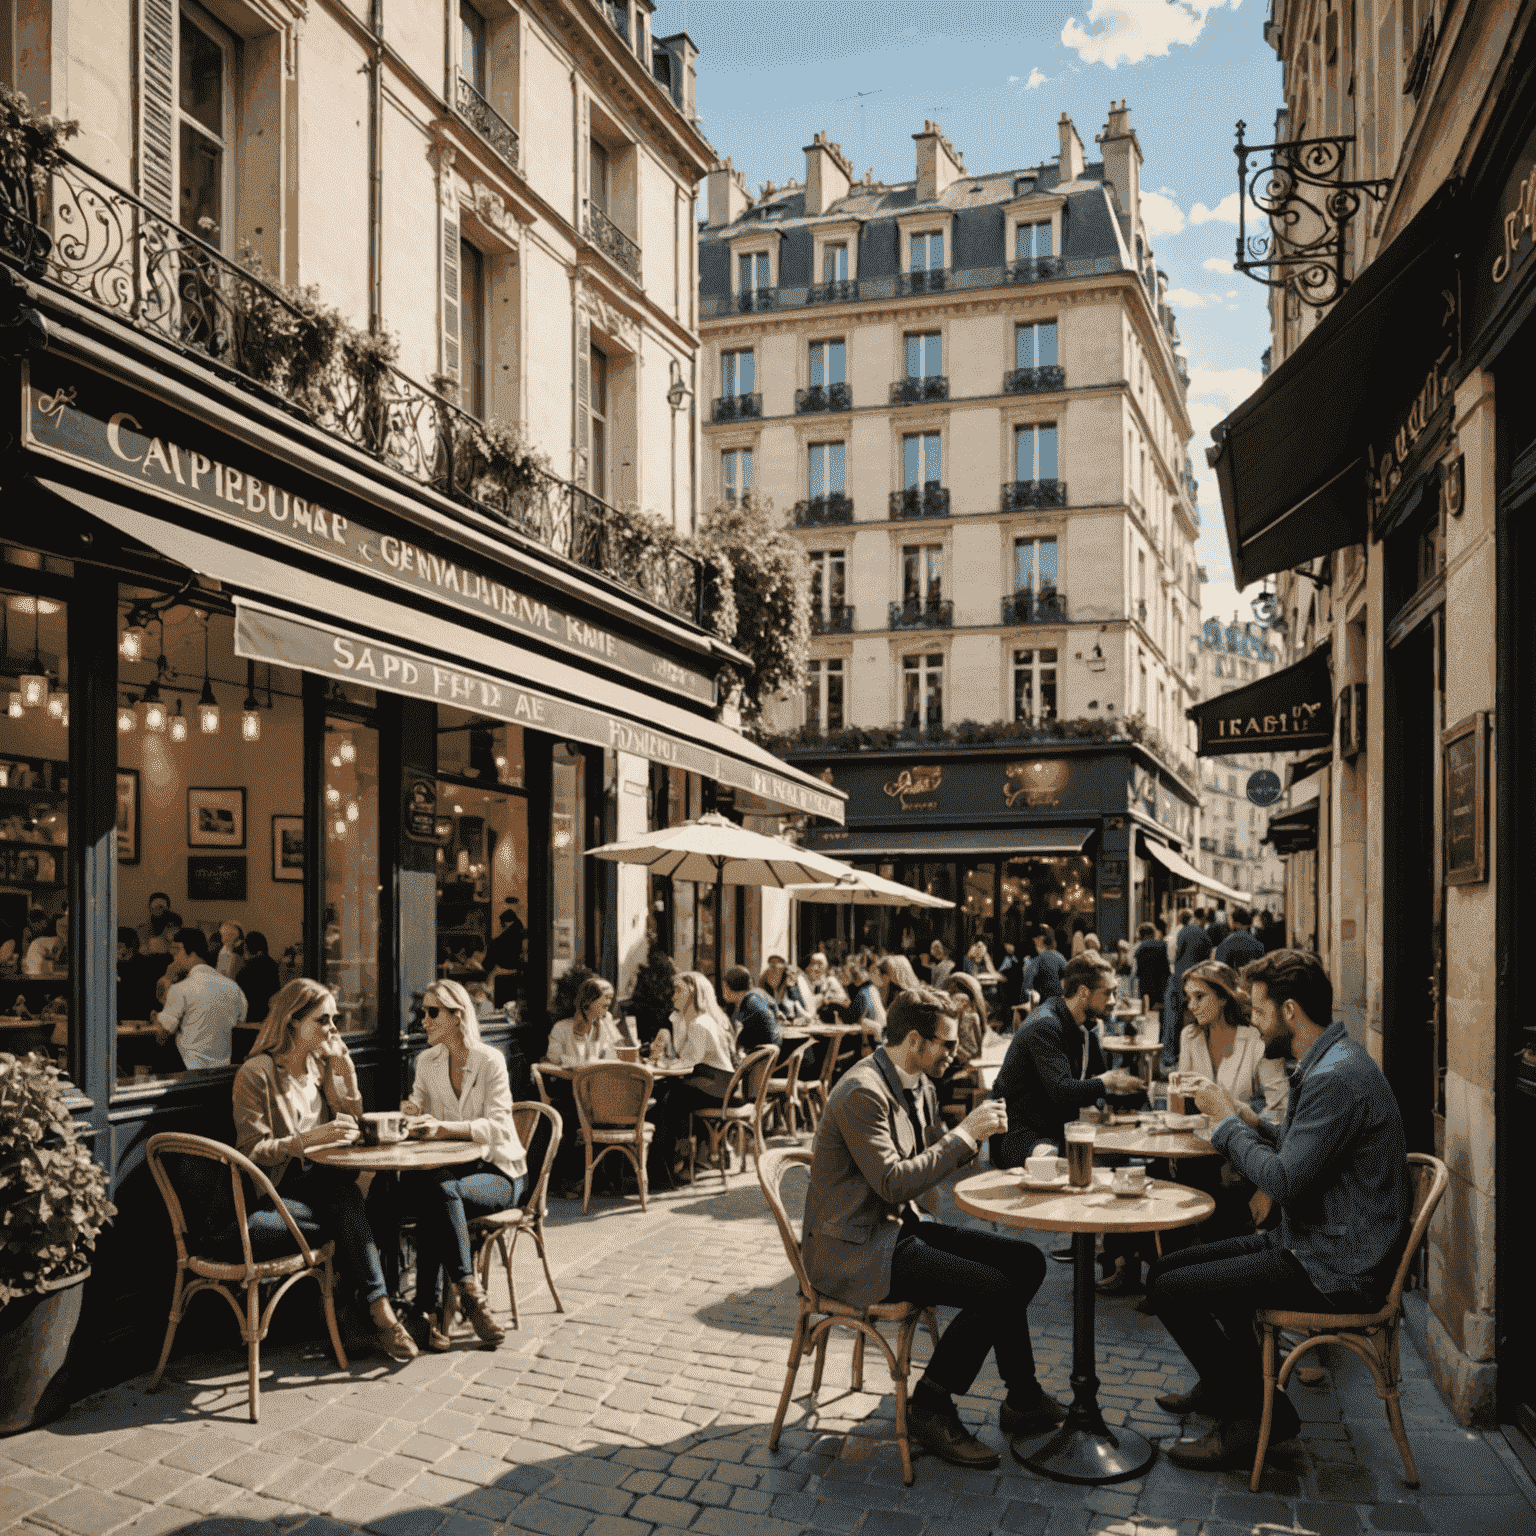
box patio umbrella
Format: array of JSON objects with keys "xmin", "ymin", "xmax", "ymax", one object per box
[
  {"xmin": 784, "ymin": 866, "xmax": 955, "ymax": 909},
  {"xmin": 585, "ymin": 811, "xmax": 858, "ymax": 889}
]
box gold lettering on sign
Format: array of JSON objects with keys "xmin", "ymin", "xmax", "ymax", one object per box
[
  {"xmin": 883, "ymin": 766, "xmax": 943, "ymax": 811},
  {"xmin": 1492, "ymin": 169, "xmax": 1536, "ymax": 283}
]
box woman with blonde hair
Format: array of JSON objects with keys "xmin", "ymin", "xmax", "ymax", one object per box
[
  {"xmin": 232, "ymin": 978, "xmax": 416, "ymax": 1361},
  {"xmin": 396, "ymin": 978, "xmax": 526, "ymax": 1349},
  {"xmin": 652, "ymin": 970, "xmax": 736, "ymax": 1178},
  {"xmin": 872, "ymin": 952, "xmax": 920, "ymax": 1009},
  {"xmin": 546, "ymin": 976, "xmax": 622, "ymax": 1066}
]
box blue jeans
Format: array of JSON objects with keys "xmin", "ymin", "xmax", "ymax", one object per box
[
  {"xmin": 252, "ymin": 1162, "xmax": 389, "ymax": 1305},
  {"xmin": 402, "ymin": 1161, "xmax": 527, "ymax": 1310}
]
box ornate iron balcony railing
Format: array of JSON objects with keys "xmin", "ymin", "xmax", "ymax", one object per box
[
  {"xmin": 808, "ymin": 279, "xmax": 858, "ymax": 304},
  {"xmin": 1001, "ymin": 589, "xmax": 1068, "ymax": 625},
  {"xmin": 795, "ymin": 382, "xmax": 852, "ymax": 414},
  {"xmin": 811, "ymin": 604, "xmax": 855, "ymax": 634},
  {"xmin": 1007, "ymin": 257, "xmax": 1062, "ymax": 284},
  {"xmin": 1000, "ymin": 479, "xmax": 1068, "ymax": 511},
  {"xmin": 1003, "ymin": 364, "xmax": 1066, "ymax": 395},
  {"xmin": 890, "ymin": 484, "xmax": 950, "ymax": 519},
  {"xmin": 455, "ymin": 71, "xmax": 519, "ymax": 171},
  {"xmin": 736, "ymin": 286, "xmax": 776, "ymax": 313},
  {"xmin": 888, "ymin": 595, "xmax": 953, "ymax": 629},
  {"xmin": 890, "ymin": 375, "xmax": 948, "ymax": 405},
  {"xmin": 899, "ymin": 269, "xmax": 948, "ymax": 295},
  {"xmin": 584, "ymin": 202, "xmax": 642, "ymax": 283},
  {"xmin": 0, "ymin": 145, "xmax": 701, "ymax": 623},
  {"xmin": 1232, "ymin": 120, "xmax": 1390, "ymax": 313},
  {"xmin": 792, "ymin": 493, "xmax": 854, "ymax": 526},
  {"xmin": 712, "ymin": 392, "xmax": 762, "ymax": 422}
]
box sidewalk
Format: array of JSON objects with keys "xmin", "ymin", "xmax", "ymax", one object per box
[{"xmin": 4, "ymin": 1138, "xmax": 1535, "ymax": 1536}]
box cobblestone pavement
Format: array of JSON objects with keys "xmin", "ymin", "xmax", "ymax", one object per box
[{"xmin": 4, "ymin": 1151, "xmax": 1535, "ymax": 1536}]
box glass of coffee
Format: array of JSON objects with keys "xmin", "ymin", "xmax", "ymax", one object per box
[{"xmin": 1063, "ymin": 1122, "xmax": 1095, "ymax": 1188}]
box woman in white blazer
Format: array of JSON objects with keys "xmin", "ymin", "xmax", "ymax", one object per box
[
  {"xmin": 1177, "ymin": 960, "xmax": 1289, "ymax": 1125},
  {"xmin": 399, "ymin": 978, "xmax": 528, "ymax": 1349}
]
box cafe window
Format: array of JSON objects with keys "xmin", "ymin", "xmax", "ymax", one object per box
[
  {"xmin": 805, "ymin": 658, "xmax": 844, "ymax": 734},
  {"xmin": 902, "ymin": 653, "xmax": 943, "ymax": 731},
  {"xmin": 178, "ymin": 2, "xmax": 235, "ymax": 248},
  {"xmin": 1013, "ymin": 647, "xmax": 1058, "ymax": 725},
  {"xmin": 551, "ymin": 742, "xmax": 586, "ymax": 980},
  {"xmin": 322, "ymin": 687, "xmax": 379, "ymax": 1037}
]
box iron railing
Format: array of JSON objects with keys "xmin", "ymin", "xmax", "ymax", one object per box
[
  {"xmin": 888, "ymin": 595, "xmax": 953, "ymax": 629},
  {"xmin": 808, "ymin": 279, "xmax": 858, "ymax": 304},
  {"xmin": 792, "ymin": 494, "xmax": 854, "ymax": 526},
  {"xmin": 455, "ymin": 71, "xmax": 519, "ymax": 171},
  {"xmin": 1000, "ymin": 479, "xmax": 1068, "ymax": 511},
  {"xmin": 712, "ymin": 392, "xmax": 762, "ymax": 422},
  {"xmin": 811, "ymin": 604, "xmax": 855, "ymax": 634},
  {"xmin": 584, "ymin": 202, "xmax": 642, "ymax": 284},
  {"xmin": 890, "ymin": 375, "xmax": 948, "ymax": 405},
  {"xmin": 0, "ymin": 145, "xmax": 701, "ymax": 623},
  {"xmin": 900, "ymin": 269, "xmax": 948, "ymax": 295},
  {"xmin": 890, "ymin": 484, "xmax": 950, "ymax": 519},
  {"xmin": 1003, "ymin": 364, "xmax": 1066, "ymax": 395},
  {"xmin": 1007, "ymin": 257, "xmax": 1063, "ymax": 284},
  {"xmin": 735, "ymin": 287, "xmax": 776, "ymax": 313},
  {"xmin": 795, "ymin": 382, "xmax": 852, "ymax": 413},
  {"xmin": 1001, "ymin": 590, "xmax": 1068, "ymax": 625}
]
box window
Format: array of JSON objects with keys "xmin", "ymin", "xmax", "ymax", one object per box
[
  {"xmin": 738, "ymin": 250, "xmax": 770, "ymax": 295},
  {"xmin": 721, "ymin": 448, "xmax": 753, "ymax": 506},
  {"xmin": 589, "ymin": 139, "xmax": 610, "ymax": 216},
  {"xmin": 1015, "ymin": 220, "xmax": 1053, "ymax": 262},
  {"xmin": 1013, "ymin": 536, "xmax": 1057, "ymax": 596},
  {"xmin": 1013, "ymin": 648, "xmax": 1058, "ymax": 724},
  {"xmin": 1016, "ymin": 321, "xmax": 1058, "ymax": 370},
  {"xmin": 1137, "ymin": 549, "xmax": 1146, "ymax": 614},
  {"xmin": 809, "ymin": 550, "xmax": 846, "ymax": 621},
  {"xmin": 324, "ymin": 703, "xmax": 380, "ymax": 1038},
  {"xmin": 460, "ymin": 240, "xmax": 486, "ymax": 419},
  {"xmin": 902, "ymin": 544, "xmax": 943, "ymax": 604},
  {"xmin": 178, "ymin": 3, "xmax": 234, "ymax": 246},
  {"xmin": 902, "ymin": 654, "xmax": 943, "ymax": 730},
  {"xmin": 721, "ymin": 348, "xmax": 754, "ymax": 398},
  {"xmin": 460, "ymin": 0, "xmax": 487, "ymax": 92},
  {"xmin": 823, "ymin": 243, "xmax": 849, "ymax": 281},
  {"xmin": 1227, "ymin": 773, "xmax": 1237, "ymax": 793},
  {"xmin": 809, "ymin": 340, "xmax": 846, "ymax": 387},
  {"xmin": 808, "ymin": 442, "xmax": 845, "ymax": 498},
  {"xmin": 1138, "ymin": 651, "xmax": 1147, "ymax": 715},
  {"xmin": 911, "ymin": 231, "xmax": 945, "ymax": 273},
  {"xmin": 903, "ymin": 432, "xmax": 941, "ymax": 489},
  {"xmin": 1226, "ymin": 800, "xmax": 1236, "ymax": 822},
  {"xmin": 805, "ymin": 659, "xmax": 845, "ymax": 733},
  {"xmin": 1015, "ymin": 423, "xmax": 1059, "ymax": 482},
  {"xmin": 589, "ymin": 343, "xmax": 609, "ymax": 499},
  {"xmin": 905, "ymin": 332, "xmax": 942, "ymax": 379}
]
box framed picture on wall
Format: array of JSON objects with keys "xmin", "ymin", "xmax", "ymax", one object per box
[
  {"xmin": 116, "ymin": 769, "xmax": 140, "ymax": 865},
  {"xmin": 188, "ymin": 787, "xmax": 246, "ymax": 849},
  {"xmin": 272, "ymin": 815, "xmax": 304, "ymax": 882}
]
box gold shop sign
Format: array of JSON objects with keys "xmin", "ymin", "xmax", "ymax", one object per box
[
  {"xmin": 883, "ymin": 766, "xmax": 942, "ymax": 812},
  {"xmin": 1004, "ymin": 759, "xmax": 1071, "ymax": 807},
  {"xmin": 1367, "ymin": 286, "xmax": 1458, "ymax": 524}
]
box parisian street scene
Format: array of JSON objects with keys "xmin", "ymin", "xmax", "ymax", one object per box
[{"xmin": 0, "ymin": 2, "xmax": 1531, "ymax": 1535}]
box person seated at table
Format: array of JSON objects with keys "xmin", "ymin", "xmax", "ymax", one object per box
[
  {"xmin": 759, "ymin": 955, "xmax": 813, "ymax": 1022},
  {"xmin": 117, "ymin": 927, "xmax": 169, "ymax": 1021},
  {"xmin": 652, "ymin": 971, "xmax": 737, "ymax": 1177},
  {"xmin": 997, "ymin": 940, "xmax": 1025, "ymax": 1020},
  {"xmin": 1179, "ymin": 960, "xmax": 1288, "ymax": 1128},
  {"xmin": 987, "ymin": 956, "xmax": 1143, "ymax": 1171},
  {"xmin": 22, "ymin": 908, "xmax": 67, "ymax": 976},
  {"xmin": 722, "ymin": 965, "xmax": 783, "ymax": 1055},
  {"xmin": 153, "ymin": 927, "xmax": 246, "ymax": 1071},
  {"xmin": 395, "ymin": 978, "xmax": 526, "ymax": 1351},
  {"xmin": 546, "ymin": 977, "xmax": 623, "ymax": 1065},
  {"xmin": 214, "ymin": 921, "xmax": 246, "ymax": 979},
  {"xmin": 925, "ymin": 940, "xmax": 956, "ymax": 987},
  {"xmin": 232, "ymin": 978, "xmax": 417, "ymax": 1362},
  {"xmin": 832, "ymin": 958, "xmax": 886, "ymax": 1038},
  {"xmin": 871, "ymin": 953, "xmax": 920, "ymax": 1013},
  {"xmin": 1112, "ymin": 940, "xmax": 1138, "ymax": 1007},
  {"xmin": 963, "ymin": 939, "xmax": 1000, "ymax": 981},
  {"xmin": 236, "ymin": 931, "xmax": 281, "ymax": 1024},
  {"xmin": 802, "ymin": 986, "xmax": 1060, "ymax": 1467},
  {"xmin": 1146, "ymin": 949, "xmax": 1410, "ymax": 1470},
  {"xmin": 803, "ymin": 952, "xmax": 849, "ymax": 1020}
]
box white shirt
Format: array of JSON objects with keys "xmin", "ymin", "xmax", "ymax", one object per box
[
  {"xmin": 545, "ymin": 1013, "xmax": 623, "ymax": 1066},
  {"xmin": 666, "ymin": 1008, "xmax": 735, "ymax": 1073},
  {"xmin": 157, "ymin": 962, "xmax": 246, "ymax": 1071},
  {"xmin": 891, "ymin": 1056, "xmax": 975, "ymax": 1151},
  {"xmin": 1179, "ymin": 1023, "xmax": 1290, "ymax": 1124},
  {"xmin": 404, "ymin": 1040, "xmax": 527, "ymax": 1179}
]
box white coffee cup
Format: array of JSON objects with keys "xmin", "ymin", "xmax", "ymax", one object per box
[
  {"xmin": 1112, "ymin": 1166, "xmax": 1148, "ymax": 1193},
  {"xmin": 1024, "ymin": 1154, "xmax": 1058, "ymax": 1182},
  {"xmin": 361, "ymin": 1111, "xmax": 404, "ymax": 1146}
]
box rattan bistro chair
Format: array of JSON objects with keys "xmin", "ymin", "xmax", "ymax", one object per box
[
  {"xmin": 1249, "ymin": 1152, "xmax": 1451, "ymax": 1492},
  {"xmin": 145, "ymin": 1132, "xmax": 349, "ymax": 1423},
  {"xmin": 799, "ymin": 1031, "xmax": 857, "ymax": 1130},
  {"xmin": 571, "ymin": 1062, "xmax": 656, "ymax": 1214},
  {"xmin": 758, "ymin": 1148, "xmax": 940, "ymax": 1486},
  {"xmin": 689, "ymin": 1045, "xmax": 779, "ymax": 1187},
  {"xmin": 763, "ymin": 1040, "xmax": 815, "ymax": 1139}
]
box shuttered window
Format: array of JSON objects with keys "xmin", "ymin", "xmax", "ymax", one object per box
[{"xmin": 441, "ymin": 208, "xmax": 462, "ymax": 385}]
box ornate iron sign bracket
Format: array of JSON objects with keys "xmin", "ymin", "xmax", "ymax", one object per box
[{"xmin": 1232, "ymin": 121, "xmax": 1392, "ymax": 312}]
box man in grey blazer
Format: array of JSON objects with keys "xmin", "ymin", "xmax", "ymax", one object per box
[
  {"xmin": 802, "ymin": 988, "xmax": 1062, "ymax": 1469},
  {"xmin": 1146, "ymin": 949, "xmax": 1411, "ymax": 1469}
]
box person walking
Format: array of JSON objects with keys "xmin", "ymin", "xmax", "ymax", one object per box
[
  {"xmin": 1161, "ymin": 909, "xmax": 1213, "ymax": 1074},
  {"xmin": 1133, "ymin": 921, "xmax": 1171, "ymax": 1017},
  {"xmin": 1214, "ymin": 907, "xmax": 1265, "ymax": 970},
  {"xmin": 1020, "ymin": 924, "xmax": 1067, "ymax": 1003}
]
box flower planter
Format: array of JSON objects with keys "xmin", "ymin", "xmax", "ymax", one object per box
[{"xmin": 0, "ymin": 1268, "xmax": 88, "ymax": 1435}]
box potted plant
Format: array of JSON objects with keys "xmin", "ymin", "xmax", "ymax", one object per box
[{"xmin": 0, "ymin": 1051, "xmax": 114, "ymax": 1434}]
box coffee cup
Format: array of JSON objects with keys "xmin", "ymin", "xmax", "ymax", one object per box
[
  {"xmin": 360, "ymin": 1111, "xmax": 404, "ymax": 1146},
  {"xmin": 615, "ymin": 1044, "xmax": 639, "ymax": 1064},
  {"xmin": 1024, "ymin": 1154, "xmax": 1058, "ymax": 1182},
  {"xmin": 1112, "ymin": 1166, "xmax": 1148, "ymax": 1194}
]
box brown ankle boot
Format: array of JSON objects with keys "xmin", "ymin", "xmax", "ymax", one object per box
[
  {"xmin": 455, "ymin": 1277, "xmax": 505, "ymax": 1348},
  {"xmin": 369, "ymin": 1298, "xmax": 419, "ymax": 1362}
]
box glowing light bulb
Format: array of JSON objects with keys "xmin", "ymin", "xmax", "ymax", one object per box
[
  {"xmin": 336, "ymin": 734, "xmax": 356, "ymax": 764},
  {"xmin": 117, "ymin": 706, "xmax": 136, "ymax": 733},
  {"xmin": 20, "ymin": 673, "xmax": 48, "ymax": 710},
  {"xmin": 169, "ymin": 701, "xmax": 188, "ymax": 742},
  {"xmin": 199, "ymin": 700, "xmax": 220, "ymax": 735},
  {"xmin": 333, "ymin": 818, "xmax": 347, "ymax": 838},
  {"xmin": 345, "ymin": 799, "xmax": 359, "ymax": 823},
  {"xmin": 143, "ymin": 698, "xmax": 167, "ymax": 733},
  {"xmin": 46, "ymin": 691, "xmax": 67, "ymax": 722},
  {"xmin": 119, "ymin": 626, "xmax": 145, "ymax": 663},
  {"xmin": 8, "ymin": 692, "xmax": 24, "ymax": 719},
  {"xmin": 241, "ymin": 707, "xmax": 261, "ymax": 741},
  {"xmin": 326, "ymin": 786, "xmax": 341, "ymax": 805}
]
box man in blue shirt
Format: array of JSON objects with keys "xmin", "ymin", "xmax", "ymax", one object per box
[
  {"xmin": 721, "ymin": 965, "xmax": 782, "ymax": 1057},
  {"xmin": 1019, "ymin": 924, "xmax": 1067, "ymax": 1003},
  {"xmin": 1146, "ymin": 949, "xmax": 1410, "ymax": 1470},
  {"xmin": 1214, "ymin": 907, "xmax": 1265, "ymax": 970}
]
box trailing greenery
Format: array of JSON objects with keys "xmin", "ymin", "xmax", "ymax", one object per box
[
  {"xmin": 0, "ymin": 86, "xmax": 77, "ymax": 194},
  {"xmin": 0, "ymin": 1053, "xmax": 114, "ymax": 1307},
  {"xmin": 451, "ymin": 412, "xmax": 548, "ymax": 506}
]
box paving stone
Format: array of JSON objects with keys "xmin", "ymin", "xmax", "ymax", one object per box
[
  {"xmin": 999, "ymin": 1503, "xmax": 1052, "ymax": 1535},
  {"xmin": 162, "ymin": 1478, "xmax": 237, "ymax": 1514},
  {"xmin": 209, "ymin": 1450, "xmax": 294, "ymax": 1490},
  {"xmin": 1293, "ymin": 1503, "xmax": 1363, "ymax": 1536},
  {"xmin": 626, "ymin": 1495, "xmax": 697, "ymax": 1527},
  {"xmin": 363, "ymin": 1501, "xmax": 450, "ymax": 1536},
  {"xmin": 502, "ymin": 1498, "xmax": 595, "ymax": 1536},
  {"xmin": 310, "ymin": 1410, "xmax": 386, "ymax": 1445},
  {"xmin": 396, "ymin": 1435, "xmax": 456, "ymax": 1465},
  {"xmin": 111, "ymin": 1505, "xmax": 203, "ymax": 1536},
  {"xmin": 1214, "ymin": 1492, "xmax": 1296, "ymax": 1526},
  {"xmin": 1364, "ymin": 1507, "xmax": 1434, "ymax": 1533},
  {"xmin": 33, "ymin": 1490, "xmax": 142, "ymax": 1536},
  {"xmin": 157, "ymin": 1438, "xmax": 249, "ymax": 1477}
]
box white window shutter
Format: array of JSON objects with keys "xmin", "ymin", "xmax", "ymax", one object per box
[
  {"xmin": 441, "ymin": 210, "xmax": 462, "ymax": 386},
  {"xmin": 139, "ymin": 0, "xmax": 176, "ymax": 218},
  {"xmin": 576, "ymin": 312, "xmax": 590, "ymax": 464}
]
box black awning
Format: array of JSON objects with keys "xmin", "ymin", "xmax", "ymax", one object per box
[
  {"xmin": 1186, "ymin": 644, "xmax": 1333, "ymax": 756},
  {"xmin": 1210, "ymin": 182, "xmax": 1461, "ymax": 587},
  {"xmin": 1262, "ymin": 802, "xmax": 1320, "ymax": 854},
  {"xmin": 802, "ymin": 825, "xmax": 1094, "ymax": 858},
  {"xmin": 1286, "ymin": 749, "xmax": 1333, "ymax": 787}
]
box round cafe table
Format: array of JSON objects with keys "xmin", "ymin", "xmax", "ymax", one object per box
[
  {"xmin": 954, "ymin": 1168, "xmax": 1214, "ymax": 1485},
  {"xmin": 1101, "ymin": 1036, "xmax": 1163, "ymax": 1088},
  {"xmin": 305, "ymin": 1138, "xmax": 485, "ymax": 1172},
  {"xmin": 1094, "ymin": 1120, "xmax": 1222, "ymax": 1163}
]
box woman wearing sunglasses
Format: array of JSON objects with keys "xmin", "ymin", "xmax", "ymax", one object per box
[
  {"xmin": 398, "ymin": 979, "xmax": 527, "ymax": 1349},
  {"xmin": 233, "ymin": 978, "xmax": 417, "ymax": 1362}
]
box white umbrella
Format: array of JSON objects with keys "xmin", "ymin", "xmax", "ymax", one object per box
[
  {"xmin": 586, "ymin": 812, "xmax": 858, "ymax": 889},
  {"xmin": 785, "ymin": 866, "xmax": 955, "ymax": 909}
]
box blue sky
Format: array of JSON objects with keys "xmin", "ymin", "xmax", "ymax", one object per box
[{"xmin": 654, "ymin": 0, "xmax": 1281, "ymax": 622}]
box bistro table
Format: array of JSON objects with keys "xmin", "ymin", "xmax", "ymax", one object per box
[
  {"xmin": 534, "ymin": 1059, "xmax": 697, "ymax": 1080},
  {"xmin": 780, "ymin": 1022, "xmax": 861, "ymax": 1041},
  {"xmin": 1094, "ymin": 1119, "xmax": 1222, "ymax": 1164},
  {"xmin": 306, "ymin": 1137, "xmax": 485, "ymax": 1172},
  {"xmin": 955, "ymin": 1167, "xmax": 1214, "ymax": 1484},
  {"xmin": 1101, "ymin": 1035, "xmax": 1163, "ymax": 1088}
]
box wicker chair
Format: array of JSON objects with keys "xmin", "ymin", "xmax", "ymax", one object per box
[
  {"xmin": 145, "ymin": 1132, "xmax": 349, "ymax": 1422},
  {"xmin": 571, "ymin": 1062, "xmax": 656, "ymax": 1214},
  {"xmin": 757, "ymin": 1148, "xmax": 940, "ymax": 1486},
  {"xmin": 799, "ymin": 1031, "xmax": 858, "ymax": 1130},
  {"xmin": 763, "ymin": 1040, "xmax": 815, "ymax": 1139},
  {"xmin": 689, "ymin": 1045, "xmax": 779, "ymax": 1186},
  {"xmin": 1249, "ymin": 1152, "xmax": 1451, "ymax": 1492}
]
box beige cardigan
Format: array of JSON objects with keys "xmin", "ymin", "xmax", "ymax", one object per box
[{"xmin": 233, "ymin": 1052, "xmax": 363, "ymax": 1187}]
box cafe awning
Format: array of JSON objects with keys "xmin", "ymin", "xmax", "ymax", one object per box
[
  {"xmin": 47, "ymin": 479, "xmax": 845, "ymax": 824},
  {"xmin": 1186, "ymin": 644, "xmax": 1333, "ymax": 757},
  {"xmin": 1286, "ymin": 749, "xmax": 1333, "ymax": 788},
  {"xmin": 802, "ymin": 825, "xmax": 1094, "ymax": 858},
  {"xmin": 1139, "ymin": 835, "xmax": 1245, "ymax": 905},
  {"xmin": 1209, "ymin": 183, "xmax": 1459, "ymax": 587},
  {"xmin": 1262, "ymin": 802, "xmax": 1320, "ymax": 854}
]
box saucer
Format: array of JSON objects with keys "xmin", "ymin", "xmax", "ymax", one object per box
[
  {"xmin": 1020, "ymin": 1172, "xmax": 1069, "ymax": 1191},
  {"xmin": 1111, "ymin": 1182, "xmax": 1151, "ymax": 1199}
]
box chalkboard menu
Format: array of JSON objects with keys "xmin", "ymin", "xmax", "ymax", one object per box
[
  {"xmin": 1442, "ymin": 713, "xmax": 1487, "ymax": 886},
  {"xmin": 187, "ymin": 855, "xmax": 249, "ymax": 902}
]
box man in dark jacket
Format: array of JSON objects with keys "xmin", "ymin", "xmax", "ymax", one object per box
[
  {"xmin": 1207, "ymin": 906, "xmax": 1231, "ymax": 948},
  {"xmin": 721, "ymin": 965, "xmax": 782, "ymax": 1056},
  {"xmin": 1161, "ymin": 909, "xmax": 1214, "ymax": 1071},
  {"xmin": 988, "ymin": 957, "xmax": 1143, "ymax": 1168},
  {"xmin": 1020, "ymin": 924, "xmax": 1067, "ymax": 1003},
  {"xmin": 1133, "ymin": 921, "xmax": 1171, "ymax": 1016},
  {"xmin": 1214, "ymin": 908, "xmax": 1265, "ymax": 970}
]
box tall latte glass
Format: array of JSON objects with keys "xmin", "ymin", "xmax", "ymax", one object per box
[{"xmin": 1064, "ymin": 1122, "xmax": 1095, "ymax": 1188}]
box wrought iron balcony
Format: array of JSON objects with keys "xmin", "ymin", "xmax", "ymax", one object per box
[
  {"xmin": 455, "ymin": 71, "xmax": 519, "ymax": 171},
  {"xmin": 712, "ymin": 392, "xmax": 762, "ymax": 422},
  {"xmin": 1003, "ymin": 364, "xmax": 1065, "ymax": 395},
  {"xmin": 888, "ymin": 595, "xmax": 954, "ymax": 630},
  {"xmin": 1007, "ymin": 257, "xmax": 1062, "ymax": 284},
  {"xmin": 792, "ymin": 494, "xmax": 854, "ymax": 526},
  {"xmin": 583, "ymin": 202, "xmax": 642, "ymax": 284},
  {"xmin": 811, "ymin": 603, "xmax": 855, "ymax": 634},
  {"xmin": 795, "ymin": 383, "xmax": 852, "ymax": 414},
  {"xmin": 809, "ymin": 279, "xmax": 858, "ymax": 304},
  {"xmin": 0, "ymin": 143, "xmax": 703, "ymax": 624},
  {"xmin": 890, "ymin": 375, "xmax": 948, "ymax": 405},
  {"xmin": 1200, "ymin": 836, "xmax": 1218, "ymax": 853},
  {"xmin": 899, "ymin": 269, "xmax": 948, "ymax": 295},
  {"xmin": 1000, "ymin": 479, "xmax": 1068, "ymax": 511},
  {"xmin": 889, "ymin": 484, "xmax": 950, "ymax": 519},
  {"xmin": 736, "ymin": 287, "xmax": 777, "ymax": 313},
  {"xmin": 1001, "ymin": 589, "xmax": 1068, "ymax": 625}
]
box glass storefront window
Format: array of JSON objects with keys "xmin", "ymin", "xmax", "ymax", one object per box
[
  {"xmin": 323, "ymin": 695, "xmax": 378, "ymax": 1036},
  {"xmin": 551, "ymin": 743, "xmax": 585, "ymax": 979}
]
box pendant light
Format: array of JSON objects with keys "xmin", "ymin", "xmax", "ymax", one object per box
[
  {"xmin": 7, "ymin": 692, "xmax": 23, "ymax": 720},
  {"xmin": 19, "ymin": 600, "xmax": 47, "ymax": 710},
  {"xmin": 117, "ymin": 703, "xmax": 137, "ymax": 733},
  {"xmin": 197, "ymin": 618, "xmax": 220, "ymax": 735},
  {"xmin": 118, "ymin": 617, "xmax": 145, "ymax": 663},
  {"xmin": 169, "ymin": 698, "xmax": 189, "ymax": 743},
  {"xmin": 140, "ymin": 677, "xmax": 166, "ymax": 733},
  {"xmin": 46, "ymin": 689, "xmax": 67, "ymax": 723},
  {"xmin": 240, "ymin": 660, "xmax": 261, "ymax": 742}
]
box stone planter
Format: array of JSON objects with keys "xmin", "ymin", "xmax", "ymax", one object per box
[{"xmin": 0, "ymin": 1268, "xmax": 88, "ymax": 1435}]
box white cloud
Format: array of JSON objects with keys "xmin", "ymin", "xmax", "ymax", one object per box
[
  {"xmin": 1165, "ymin": 287, "xmax": 1205, "ymax": 308},
  {"xmin": 1140, "ymin": 189, "xmax": 1185, "ymax": 238},
  {"xmin": 1202, "ymin": 256, "xmax": 1232, "ymax": 273},
  {"xmin": 1190, "ymin": 190, "xmax": 1265, "ymax": 226},
  {"xmin": 1186, "ymin": 363, "xmax": 1264, "ymax": 409},
  {"xmin": 1026, "ymin": 67, "xmax": 1048, "ymax": 89},
  {"xmin": 1198, "ymin": 579, "xmax": 1262, "ymax": 627},
  {"xmin": 1061, "ymin": 0, "xmax": 1240, "ymax": 68}
]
